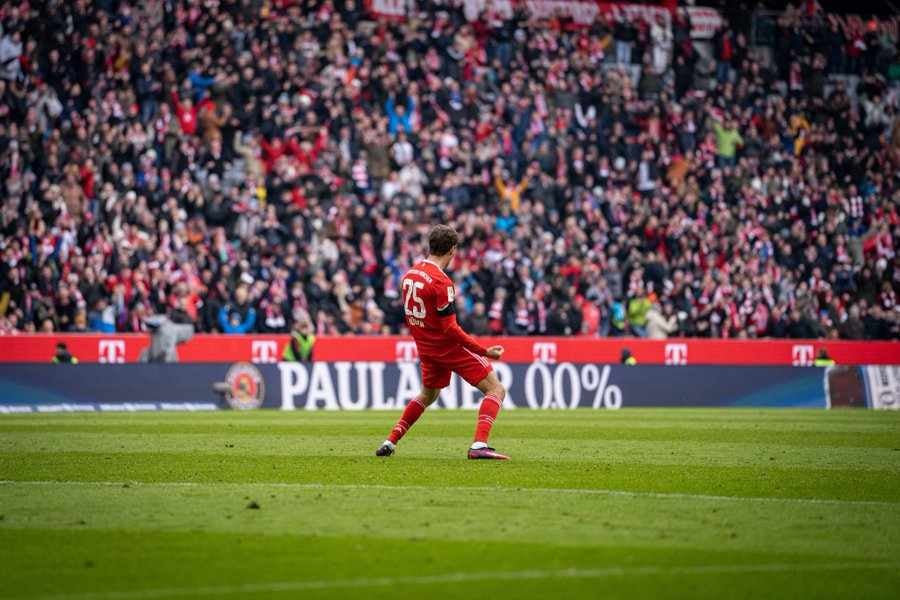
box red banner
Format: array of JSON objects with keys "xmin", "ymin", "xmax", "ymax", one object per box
[
  {"xmin": 2, "ymin": 334, "xmax": 898, "ymax": 366},
  {"xmin": 370, "ymin": 1, "xmax": 722, "ymax": 38},
  {"xmin": 828, "ymin": 13, "xmax": 900, "ymax": 39},
  {"xmin": 365, "ymin": 0, "xmax": 410, "ymax": 20}
]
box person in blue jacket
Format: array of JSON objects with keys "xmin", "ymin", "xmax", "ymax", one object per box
[
  {"xmin": 188, "ymin": 63, "xmax": 217, "ymax": 101},
  {"xmin": 218, "ymin": 285, "xmax": 257, "ymax": 334},
  {"xmin": 385, "ymin": 95, "xmax": 414, "ymax": 136}
]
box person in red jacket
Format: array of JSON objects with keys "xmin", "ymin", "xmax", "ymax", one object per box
[
  {"xmin": 286, "ymin": 126, "xmax": 328, "ymax": 173},
  {"xmin": 171, "ymin": 90, "xmax": 199, "ymax": 136},
  {"xmin": 260, "ymin": 136, "xmax": 285, "ymax": 173}
]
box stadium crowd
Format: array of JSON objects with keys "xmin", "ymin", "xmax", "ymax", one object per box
[{"xmin": 0, "ymin": 0, "xmax": 898, "ymax": 340}]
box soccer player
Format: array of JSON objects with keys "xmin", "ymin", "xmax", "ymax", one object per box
[{"xmin": 375, "ymin": 225, "xmax": 509, "ymax": 460}]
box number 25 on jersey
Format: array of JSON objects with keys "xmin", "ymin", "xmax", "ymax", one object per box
[{"xmin": 403, "ymin": 279, "xmax": 426, "ymax": 321}]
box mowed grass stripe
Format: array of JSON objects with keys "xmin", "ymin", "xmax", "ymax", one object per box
[
  {"xmin": 1, "ymin": 424, "xmax": 898, "ymax": 449},
  {"xmin": 31, "ymin": 562, "xmax": 900, "ymax": 600},
  {"xmin": 1, "ymin": 431, "xmax": 898, "ymax": 471},
  {"xmin": 2, "ymin": 479, "xmax": 898, "ymax": 507},
  {"xmin": 2, "ymin": 450, "xmax": 900, "ymax": 501},
  {"xmin": 2, "ymin": 480, "xmax": 897, "ymax": 561},
  {"xmin": 2, "ymin": 408, "xmax": 897, "ymax": 426},
  {"xmin": 4, "ymin": 526, "xmax": 898, "ymax": 600}
]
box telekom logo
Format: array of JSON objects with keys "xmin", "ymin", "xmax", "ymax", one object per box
[
  {"xmin": 532, "ymin": 342, "xmax": 557, "ymax": 364},
  {"xmin": 395, "ymin": 341, "xmax": 418, "ymax": 362},
  {"xmin": 251, "ymin": 341, "xmax": 278, "ymax": 364},
  {"xmin": 98, "ymin": 340, "xmax": 125, "ymax": 363},
  {"xmin": 664, "ymin": 343, "xmax": 688, "ymax": 365},
  {"xmin": 792, "ymin": 345, "xmax": 814, "ymax": 366}
]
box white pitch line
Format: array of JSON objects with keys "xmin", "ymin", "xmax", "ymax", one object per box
[
  {"xmin": 0, "ymin": 480, "xmax": 897, "ymax": 507},
  {"xmin": 33, "ymin": 562, "xmax": 900, "ymax": 600}
]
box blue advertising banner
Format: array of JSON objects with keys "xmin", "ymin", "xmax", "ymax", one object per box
[
  {"xmin": 0, "ymin": 361, "xmax": 845, "ymax": 413},
  {"xmin": 275, "ymin": 362, "xmax": 831, "ymax": 410}
]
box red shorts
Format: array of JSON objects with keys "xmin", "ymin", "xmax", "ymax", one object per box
[{"xmin": 420, "ymin": 346, "xmax": 493, "ymax": 389}]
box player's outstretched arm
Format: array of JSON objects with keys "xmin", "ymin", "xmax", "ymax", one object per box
[{"xmin": 437, "ymin": 306, "xmax": 490, "ymax": 357}]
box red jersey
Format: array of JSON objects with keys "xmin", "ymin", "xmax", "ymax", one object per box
[{"xmin": 401, "ymin": 259, "xmax": 488, "ymax": 359}]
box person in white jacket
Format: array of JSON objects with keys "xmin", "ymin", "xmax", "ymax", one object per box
[
  {"xmin": 650, "ymin": 15, "xmax": 672, "ymax": 75},
  {"xmin": 646, "ymin": 300, "xmax": 678, "ymax": 339},
  {"xmin": 0, "ymin": 26, "xmax": 22, "ymax": 82}
]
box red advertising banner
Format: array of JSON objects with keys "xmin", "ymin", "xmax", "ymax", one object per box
[
  {"xmin": 366, "ymin": 0, "xmax": 410, "ymax": 20},
  {"xmin": 371, "ymin": 1, "xmax": 722, "ymax": 38},
  {"xmin": 683, "ymin": 6, "xmax": 722, "ymax": 39},
  {"xmin": 526, "ymin": 0, "xmax": 600, "ymax": 25},
  {"xmin": 2, "ymin": 334, "xmax": 898, "ymax": 366},
  {"xmin": 828, "ymin": 13, "xmax": 900, "ymax": 39}
]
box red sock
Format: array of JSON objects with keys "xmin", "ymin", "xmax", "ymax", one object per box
[
  {"xmin": 474, "ymin": 394, "xmax": 501, "ymax": 444},
  {"xmin": 387, "ymin": 398, "xmax": 427, "ymax": 444}
]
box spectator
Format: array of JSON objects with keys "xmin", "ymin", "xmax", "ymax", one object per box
[
  {"xmin": 52, "ymin": 342, "xmax": 78, "ymax": 364},
  {"xmin": 614, "ymin": 15, "xmax": 636, "ymax": 65},
  {"xmin": 386, "ymin": 95, "xmax": 415, "ymax": 136},
  {"xmin": 711, "ymin": 115, "xmax": 743, "ymax": 168},
  {"xmin": 462, "ymin": 302, "xmax": 490, "ymax": 336},
  {"xmin": 628, "ymin": 291, "xmax": 652, "ymax": 337},
  {"xmin": 814, "ymin": 348, "xmax": 836, "ymax": 367},
  {"xmin": 494, "ymin": 165, "xmax": 531, "ymax": 212},
  {"xmin": 0, "ymin": 26, "xmax": 22, "ymax": 81},
  {"xmin": 609, "ymin": 298, "xmax": 627, "ymax": 337},
  {"xmin": 218, "ymin": 285, "xmax": 256, "ymax": 334},
  {"xmin": 283, "ymin": 320, "xmax": 316, "ymax": 362},
  {"xmin": 87, "ymin": 299, "xmax": 116, "ymax": 334},
  {"xmin": 646, "ymin": 301, "xmax": 678, "ymax": 340},
  {"xmin": 507, "ymin": 297, "xmax": 534, "ymax": 335}
]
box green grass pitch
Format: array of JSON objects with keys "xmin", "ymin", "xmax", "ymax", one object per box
[{"xmin": 1, "ymin": 409, "xmax": 899, "ymax": 599}]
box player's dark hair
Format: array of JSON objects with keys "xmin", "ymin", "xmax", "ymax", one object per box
[{"xmin": 428, "ymin": 225, "xmax": 459, "ymax": 256}]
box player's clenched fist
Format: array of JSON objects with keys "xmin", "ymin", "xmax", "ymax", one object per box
[{"xmin": 485, "ymin": 346, "xmax": 504, "ymax": 360}]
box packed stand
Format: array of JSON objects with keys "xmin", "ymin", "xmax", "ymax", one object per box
[{"xmin": 0, "ymin": 0, "xmax": 898, "ymax": 341}]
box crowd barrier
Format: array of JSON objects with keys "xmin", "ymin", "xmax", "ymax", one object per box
[
  {"xmin": 0, "ymin": 362, "xmax": 896, "ymax": 413},
  {"xmin": 2, "ymin": 334, "xmax": 899, "ymax": 366}
]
